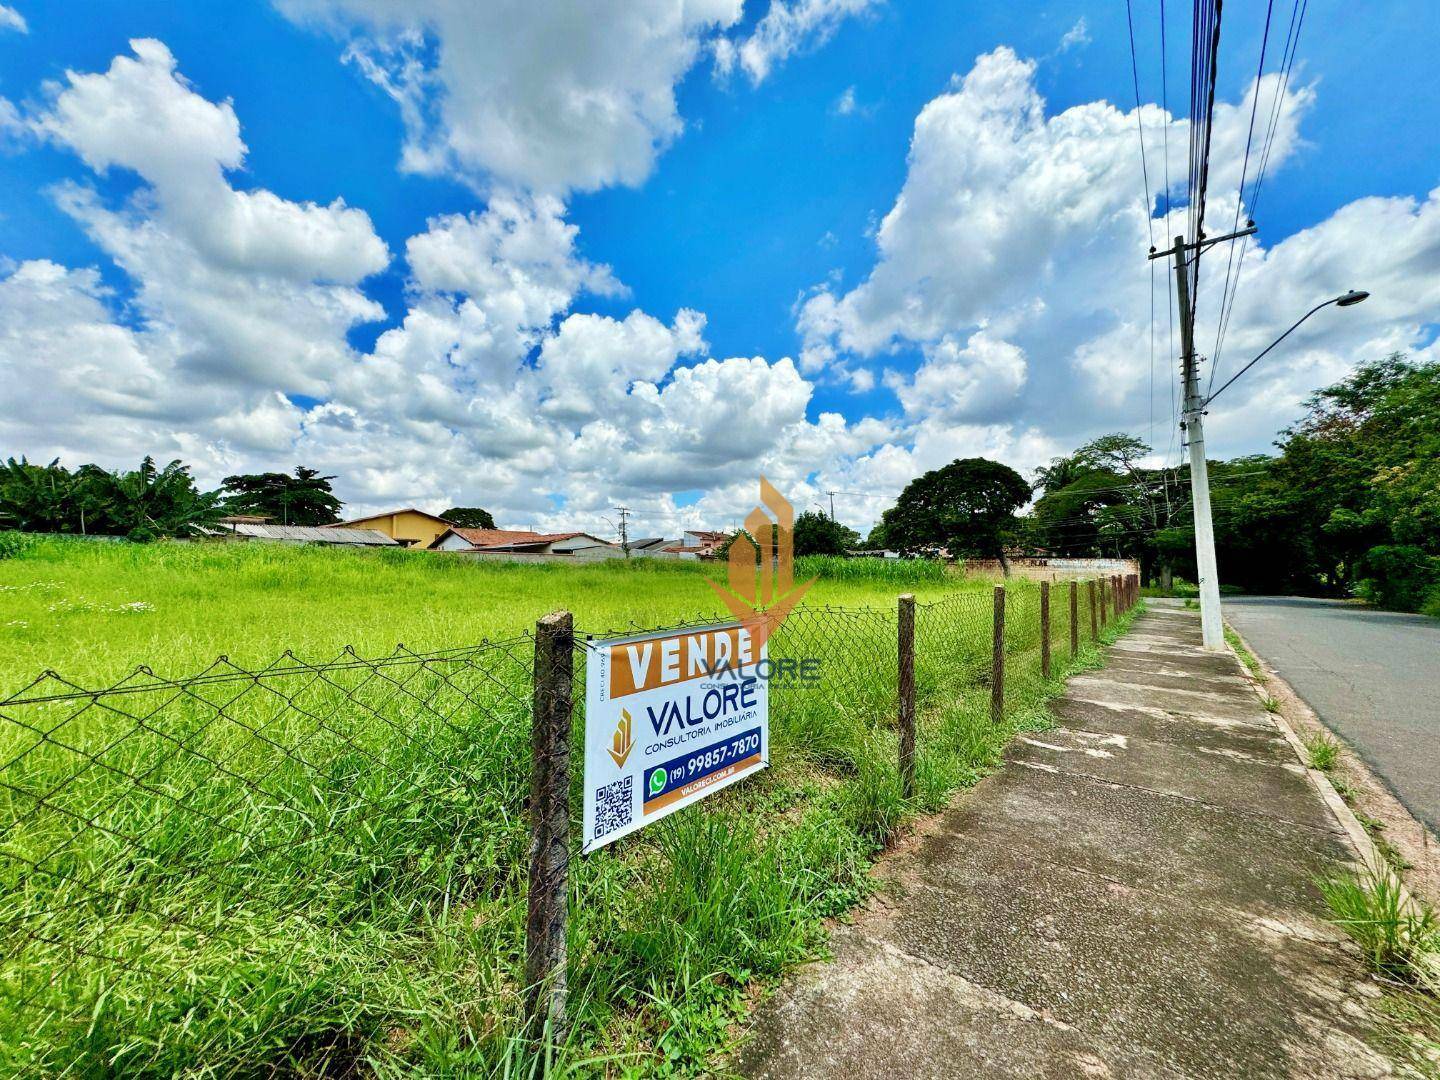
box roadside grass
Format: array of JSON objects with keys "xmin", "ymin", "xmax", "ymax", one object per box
[
  {"xmin": 0, "ymin": 538, "xmax": 1139, "ymax": 1075},
  {"xmin": 1320, "ymin": 868, "xmax": 1440, "ymax": 1076},
  {"xmin": 1303, "ymin": 731, "xmax": 1342, "ymax": 771},
  {"xmin": 1224, "ymin": 625, "xmax": 1264, "ymax": 678}
]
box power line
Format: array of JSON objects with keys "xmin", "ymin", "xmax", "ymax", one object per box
[
  {"xmin": 1208, "ymin": 0, "xmax": 1275, "ymax": 398},
  {"xmin": 1209, "ymin": 0, "xmax": 1309, "ymax": 394},
  {"xmin": 1125, "ymin": 0, "xmax": 1160, "ymax": 450}
]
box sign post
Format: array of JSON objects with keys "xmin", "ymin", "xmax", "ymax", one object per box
[{"xmin": 582, "ymin": 621, "xmax": 769, "ymax": 854}]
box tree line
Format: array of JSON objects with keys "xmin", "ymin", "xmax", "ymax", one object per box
[
  {"xmin": 0, "ymin": 460, "xmax": 495, "ymax": 541},
  {"xmin": 863, "ymin": 353, "xmax": 1439, "ymax": 615}
]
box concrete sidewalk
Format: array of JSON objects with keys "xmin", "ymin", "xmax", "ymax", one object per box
[{"xmin": 737, "ymin": 604, "xmax": 1393, "ymax": 1079}]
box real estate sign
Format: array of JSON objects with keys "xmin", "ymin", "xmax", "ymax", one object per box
[{"xmin": 582, "ymin": 622, "xmax": 768, "ymax": 853}]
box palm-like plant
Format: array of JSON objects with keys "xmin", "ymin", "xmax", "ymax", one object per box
[
  {"xmin": 81, "ymin": 457, "xmax": 222, "ymax": 540},
  {"xmin": 0, "ymin": 458, "xmax": 81, "ymax": 532}
]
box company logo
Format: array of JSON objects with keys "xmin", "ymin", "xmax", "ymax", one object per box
[
  {"xmin": 608, "ymin": 708, "xmax": 635, "ymax": 768},
  {"xmin": 706, "ymin": 476, "xmax": 815, "ymax": 650}
]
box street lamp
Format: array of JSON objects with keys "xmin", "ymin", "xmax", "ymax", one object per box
[{"xmin": 1205, "ymin": 290, "xmax": 1369, "ymax": 406}]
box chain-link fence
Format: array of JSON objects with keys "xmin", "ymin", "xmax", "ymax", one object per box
[{"xmin": 1, "ymin": 574, "xmax": 1139, "ymax": 1073}]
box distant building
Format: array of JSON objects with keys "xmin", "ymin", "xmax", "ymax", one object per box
[
  {"xmin": 430, "ymin": 528, "xmax": 613, "ymax": 556},
  {"xmin": 660, "ymin": 530, "xmax": 730, "ymax": 560},
  {"xmin": 339, "ymin": 508, "xmax": 455, "ymax": 548},
  {"xmin": 201, "ymin": 522, "xmax": 398, "ymax": 546}
]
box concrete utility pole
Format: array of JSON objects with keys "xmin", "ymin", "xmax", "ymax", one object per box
[
  {"xmin": 1171, "ymin": 234, "xmax": 1224, "ymax": 651},
  {"xmin": 614, "ymin": 506, "xmax": 631, "ymax": 557},
  {"xmin": 1151, "ymin": 223, "xmax": 1254, "ymax": 651}
]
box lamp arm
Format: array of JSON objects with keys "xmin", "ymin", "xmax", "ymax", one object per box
[{"xmin": 1204, "ymin": 298, "xmax": 1338, "ymax": 407}]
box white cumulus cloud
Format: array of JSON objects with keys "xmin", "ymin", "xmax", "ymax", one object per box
[{"xmin": 279, "ymin": 0, "xmax": 744, "ymax": 194}]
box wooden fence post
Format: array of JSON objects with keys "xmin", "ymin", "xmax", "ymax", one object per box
[
  {"xmin": 526, "ymin": 611, "xmax": 573, "ymax": 1043},
  {"xmin": 1040, "ymin": 580, "xmax": 1051, "ymax": 681},
  {"xmin": 990, "ymin": 585, "xmax": 1006, "ymax": 724},
  {"xmin": 897, "ymin": 593, "xmax": 916, "ymax": 800},
  {"xmin": 1099, "ymin": 577, "xmax": 1108, "ymax": 626},
  {"xmin": 1088, "ymin": 579, "xmax": 1098, "ymax": 640},
  {"xmin": 1069, "ymin": 579, "xmax": 1079, "ymax": 658}
]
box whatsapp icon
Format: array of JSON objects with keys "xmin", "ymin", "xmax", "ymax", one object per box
[{"xmin": 648, "ymin": 769, "xmax": 667, "ymax": 798}]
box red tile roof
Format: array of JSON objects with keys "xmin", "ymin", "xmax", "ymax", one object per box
[{"xmin": 437, "ymin": 528, "xmax": 610, "ymax": 551}]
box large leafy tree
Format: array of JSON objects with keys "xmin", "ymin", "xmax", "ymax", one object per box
[
  {"xmin": 221, "ymin": 467, "xmax": 342, "ymax": 525},
  {"xmin": 1264, "ymin": 353, "xmax": 1440, "ymax": 606},
  {"xmin": 878, "ymin": 457, "xmax": 1030, "ymax": 571},
  {"xmin": 1030, "ymin": 434, "xmax": 1191, "ymax": 587},
  {"xmin": 440, "ymin": 507, "xmax": 496, "ymax": 529},
  {"xmin": 791, "ymin": 510, "xmax": 860, "ymax": 557}
]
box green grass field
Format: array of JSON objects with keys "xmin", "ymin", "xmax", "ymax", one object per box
[
  {"xmin": 0, "ymin": 538, "xmax": 956, "ymax": 684},
  {"xmin": 0, "ymin": 537, "xmax": 1136, "ymax": 1077}
]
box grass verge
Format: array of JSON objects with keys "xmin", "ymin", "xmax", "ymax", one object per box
[
  {"xmin": 1224, "ymin": 625, "xmax": 1264, "ymax": 679},
  {"xmin": 1320, "ymin": 868, "xmax": 1440, "ymax": 1076}
]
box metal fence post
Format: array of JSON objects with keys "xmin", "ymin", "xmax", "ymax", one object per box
[
  {"xmin": 897, "ymin": 593, "xmax": 916, "ymax": 800},
  {"xmin": 1069, "ymin": 579, "xmax": 1079, "ymax": 658},
  {"xmin": 991, "ymin": 585, "xmax": 1005, "ymax": 724},
  {"xmin": 1088, "ymin": 579, "xmax": 1098, "ymax": 640},
  {"xmin": 526, "ymin": 610, "xmax": 573, "ymax": 1043},
  {"xmin": 1040, "ymin": 580, "xmax": 1051, "ymax": 681}
]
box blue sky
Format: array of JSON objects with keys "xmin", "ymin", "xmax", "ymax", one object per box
[{"xmin": 1, "ymin": 1, "xmax": 1436, "ymax": 534}]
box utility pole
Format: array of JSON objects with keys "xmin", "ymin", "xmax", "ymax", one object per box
[
  {"xmin": 614, "ymin": 506, "xmax": 631, "ymax": 558},
  {"xmin": 1152, "ymin": 224, "xmax": 1254, "ymax": 651},
  {"xmin": 827, "ymin": 491, "xmax": 836, "ymax": 520}
]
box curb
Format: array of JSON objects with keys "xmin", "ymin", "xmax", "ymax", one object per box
[{"xmin": 1222, "ymin": 621, "xmax": 1387, "ymax": 877}]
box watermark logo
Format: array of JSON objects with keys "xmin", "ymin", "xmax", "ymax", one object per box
[
  {"xmin": 706, "ymin": 476, "xmax": 815, "ymax": 650},
  {"xmin": 608, "ymin": 708, "xmax": 635, "ymax": 769}
]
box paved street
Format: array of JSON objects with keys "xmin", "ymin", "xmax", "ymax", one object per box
[{"xmin": 1224, "ymin": 596, "xmax": 1440, "ymax": 835}]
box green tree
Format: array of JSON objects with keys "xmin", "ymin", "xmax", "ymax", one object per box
[
  {"xmin": 0, "ymin": 458, "xmax": 82, "ymax": 532},
  {"xmin": 791, "ymin": 510, "xmax": 860, "ymax": 556},
  {"xmin": 221, "ymin": 467, "xmax": 342, "ymax": 525},
  {"xmin": 878, "ymin": 457, "xmax": 1030, "ymax": 572},
  {"xmin": 1268, "ymin": 353, "xmax": 1440, "ymax": 606},
  {"xmin": 80, "ymin": 458, "xmax": 221, "ymax": 540},
  {"xmin": 440, "ymin": 507, "xmax": 496, "ymax": 529}
]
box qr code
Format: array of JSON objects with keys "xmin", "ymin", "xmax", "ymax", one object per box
[{"xmin": 594, "ymin": 776, "xmax": 633, "ymax": 839}]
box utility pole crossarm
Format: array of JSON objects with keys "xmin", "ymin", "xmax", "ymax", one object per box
[{"xmin": 1148, "ymin": 222, "xmax": 1256, "ymax": 261}]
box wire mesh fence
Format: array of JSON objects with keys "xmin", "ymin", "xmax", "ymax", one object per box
[{"xmin": 1, "ymin": 574, "xmax": 1138, "ymax": 1073}]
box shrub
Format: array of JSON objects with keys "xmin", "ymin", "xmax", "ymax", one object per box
[
  {"xmin": 1422, "ymin": 583, "xmax": 1440, "ymax": 621},
  {"xmin": 0, "ymin": 531, "xmax": 35, "ymax": 560},
  {"xmin": 1357, "ymin": 545, "xmax": 1440, "ymax": 612}
]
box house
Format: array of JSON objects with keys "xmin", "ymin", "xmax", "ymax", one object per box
[
  {"xmin": 624, "ymin": 537, "xmax": 677, "ymax": 556},
  {"xmin": 660, "ymin": 529, "xmax": 730, "ymax": 560},
  {"xmin": 338, "ymin": 508, "xmax": 455, "ymax": 548},
  {"xmin": 201, "ymin": 522, "xmax": 399, "ymax": 546},
  {"xmin": 430, "ymin": 527, "xmax": 613, "ymax": 556}
]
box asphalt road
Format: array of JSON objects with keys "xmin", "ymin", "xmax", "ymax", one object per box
[{"xmin": 1223, "ymin": 596, "xmax": 1440, "ymax": 834}]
